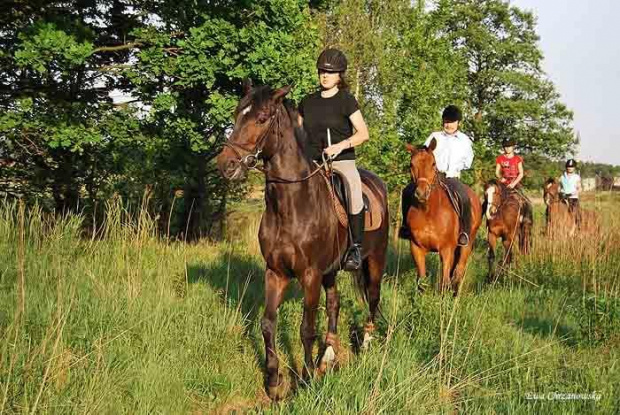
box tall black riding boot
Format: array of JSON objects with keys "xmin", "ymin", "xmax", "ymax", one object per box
[{"xmin": 344, "ymin": 211, "xmax": 364, "ymax": 271}]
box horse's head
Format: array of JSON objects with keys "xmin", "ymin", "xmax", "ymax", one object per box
[
  {"xmin": 217, "ymin": 81, "xmax": 291, "ymax": 181},
  {"xmin": 484, "ymin": 180, "xmax": 503, "ymax": 220},
  {"xmin": 405, "ymin": 138, "xmax": 438, "ymax": 204},
  {"xmin": 544, "ymin": 178, "xmax": 560, "ymax": 206}
]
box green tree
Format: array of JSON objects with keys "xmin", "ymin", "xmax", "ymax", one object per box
[
  {"xmin": 436, "ymin": 0, "xmax": 576, "ymax": 180},
  {"xmin": 0, "ymin": 1, "xmax": 142, "ymax": 210},
  {"xmin": 120, "ymin": 0, "xmax": 319, "ymax": 239}
]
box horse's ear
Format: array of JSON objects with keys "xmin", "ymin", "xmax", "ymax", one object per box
[
  {"xmin": 242, "ymin": 78, "xmax": 253, "ymax": 96},
  {"xmin": 405, "ymin": 143, "xmax": 417, "ymax": 154},
  {"xmin": 428, "ymin": 137, "xmax": 438, "ymax": 151},
  {"xmin": 272, "ymin": 85, "xmax": 292, "ymax": 102}
]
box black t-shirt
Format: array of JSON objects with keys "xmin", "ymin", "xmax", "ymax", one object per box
[{"xmin": 299, "ymin": 89, "xmax": 360, "ymax": 161}]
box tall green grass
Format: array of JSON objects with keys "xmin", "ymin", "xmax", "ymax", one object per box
[{"xmin": 1, "ymin": 196, "xmax": 619, "ymax": 413}]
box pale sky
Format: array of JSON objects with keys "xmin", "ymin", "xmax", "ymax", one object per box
[{"xmin": 512, "ymin": 0, "xmax": 619, "ymax": 165}]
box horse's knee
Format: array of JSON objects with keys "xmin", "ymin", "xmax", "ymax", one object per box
[{"xmin": 300, "ymin": 318, "xmax": 316, "ymax": 343}]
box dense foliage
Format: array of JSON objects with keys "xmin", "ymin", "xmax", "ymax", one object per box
[{"xmin": 0, "ymin": 0, "xmax": 611, "ymax": 236}]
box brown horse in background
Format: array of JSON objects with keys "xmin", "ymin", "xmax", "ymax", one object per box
[
  {"xmin": 217, "ymin": 84, "xmax": 389, "ymax": 400},
  {"xmin": 483, "ymin": 180, "xmax": 533, "ymax": 282},
  {"xmin": 403, "ymin": 140, "xmax": 482, "ymax": 295},
  {"xmin": 544, "ymin": 178, "xmax": 600, "ymax": 238}
]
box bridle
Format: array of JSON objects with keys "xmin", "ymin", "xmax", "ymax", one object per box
[
  {"xmin": 411, "ymin": 167, "xmax": 440, "ymax": 201},
  {"xmin": 222, "ymin": 103, "xmax": 327, "ymax": 184},
  {"xmin": 222, "ymin": 106, "xmax": 281, "ymax": 170},
  {"xmin": 487, "ymin": 184, "xmax": 522, "ymax": 218},
  {"xmin": 544, "ymin": 185, "xmax": 568, "ymax": 208}
]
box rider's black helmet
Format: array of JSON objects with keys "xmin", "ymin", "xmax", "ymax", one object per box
[
  {"xmin": 566, "ymin": 159, "xmax": 577, "ymax": 168},
  {"xmin": 502, "ymin": 138, "xmax": 516, "ymax": 147},
  {"xmin": 317, "ymin": 48, "xmax": 348, "ymax": 72},
  {"xmin": 442, "ymin": 105, "xmax": 462, "ymax": 122}
]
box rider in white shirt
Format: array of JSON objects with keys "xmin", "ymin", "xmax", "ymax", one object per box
[
  {"xmin": 424, "ymin": 130, "xmax": 473, "ymax": 179},
  {"xmin": 399, "ymin": 105, "xmax": 474, "ymax": 246},
  {"xmin": 559, "ymin": 158, "xmax": 582, "ymax": 227}
]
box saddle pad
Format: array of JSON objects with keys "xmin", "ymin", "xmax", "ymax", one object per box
[{"xmin": 321, "ymin": 172, "xmax": 384, "ymax": 231}]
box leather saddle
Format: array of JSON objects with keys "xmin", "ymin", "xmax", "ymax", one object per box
[
  {"xmin": 321, "ymin": 170, "xmax": 383, "ymax": 231},
  {"xmin": 438, "ymin": 178, "xmax": 462, "ymax": 217}
]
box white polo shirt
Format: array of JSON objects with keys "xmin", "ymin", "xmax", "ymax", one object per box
[{"xmin": 424, "ymin": 130, "xmax": 474, "ymax": 178}]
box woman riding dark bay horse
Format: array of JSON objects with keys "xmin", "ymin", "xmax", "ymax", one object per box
[
  {"xmin": 483, "ymin": 180, "xmax": 533, "ymax": 282},
  {"xmin": 217, "ymin": 83, "xmax": 389, "ymax": 400},
  {"xmin": 403, "ymin": 139, "xmax": 482, "ymax": 295}
]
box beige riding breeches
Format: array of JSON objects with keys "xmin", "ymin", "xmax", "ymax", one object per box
[{"xmin": 332, "ymin": 160, "xmax": 364, "ymax": 214}]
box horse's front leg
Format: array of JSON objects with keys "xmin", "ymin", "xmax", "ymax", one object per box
[
  {"xmin": 318, "ymin": 271, "xmax": 339, "ymax": 373},
  {"xmin": 262, "ymin": 268, "xmax": 290, "ymax": 400},
  {"xmin": 487, "ymin": 232, "xmax": 498, "ymax": 283},
  {"xmin": 502, "ymin": 237, "xmax": 514, "ymax": 267},
  {"xmin": 300, "ymin": 269, "xmax": 321, "ymax": 381},
  {"xmin": 410, "ymin": 241, "xmax": 428, "ymax": 293},
  {"xmin": 439, "ymin": 247, "xmax": 455, "ymax": 293}
]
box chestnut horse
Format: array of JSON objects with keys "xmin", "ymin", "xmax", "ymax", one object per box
[
  {"xmin": 544, "ymin": 179, "xmax": 572, "ymax": 236},
  {"xmin": 544, "ymin": 178, "xmax": 599, "ymax": 237},
  {"xmin": 483, "ymin": 180, "xmax": 533, "ymax": 282},
  {"xmin": 217, "ymin": 84, "xmax": 389, "ymax": 400},
  {"xmin": 403, "ymin": 140, "xmax": 482, "ymax": 295}
]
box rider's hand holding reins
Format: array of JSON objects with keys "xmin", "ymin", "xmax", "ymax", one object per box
[{"xmin": 324, "ymin": 141, "xmax": 349, "ymax": 159}]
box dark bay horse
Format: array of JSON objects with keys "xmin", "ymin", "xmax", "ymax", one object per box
[
  {"xmin": 403, "ymin": 140, "xmax": 482, "ymax": 295},
  {"xmin": 483, "ymin": 180, "xmax": 533, "ymax": 282},
  {"xmin": 216, "ymin": 84, "xmax": 389, "ymax": 400}
]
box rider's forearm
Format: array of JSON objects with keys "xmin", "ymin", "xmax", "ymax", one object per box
[
  {"xmin": 512, "ymin": 173, "xmax": 524, "ymax": 185},
  {"xmin": 344, "ymin": 130, "xmax": 369, "ymax": 149}
]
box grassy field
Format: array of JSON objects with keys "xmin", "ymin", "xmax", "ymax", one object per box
[{"xmin": 1, "ymin": 194, "xmax": 619, "ymax": 414}]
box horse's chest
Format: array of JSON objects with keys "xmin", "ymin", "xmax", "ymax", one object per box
[{"xmin": 258, "ymin": 216, "xmax": 343, "ymax": 271}]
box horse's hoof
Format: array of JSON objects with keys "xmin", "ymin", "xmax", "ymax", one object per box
[
  {"xmin": 317, "ymin": 345, "xmax": 336, "ymax": 374},
  {"xmin": 361, "ymin": 332, "xmax": 374, "ymax": 350},
  {"xmin": 266, "ymin": 374, "xmax": 286, "ymax": 401}
]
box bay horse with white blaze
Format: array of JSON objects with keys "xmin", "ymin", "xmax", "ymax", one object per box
[
  {"xmin": 483, "ymin": 180, "xmax": 533, "ymax": 282},
  {"xmin": 403, "ymin": 140, "xmax": 482, "ymax": 295},
  {"xmin": 216, "ymin": 84, "xmax": 389, "ymax": 400}
]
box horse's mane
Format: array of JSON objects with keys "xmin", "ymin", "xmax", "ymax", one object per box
[
  {"xmin": 283, "ymin": 99, "xmax": 315, "ymax": 164},
  {"xmin": 282, "ymin": 99, "xmax": 309, "ymax": 149}
]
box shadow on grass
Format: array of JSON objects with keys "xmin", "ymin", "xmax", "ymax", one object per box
[
  {"xmin": 518, "ymin": 316, "xmax": 579, "ymax": 347},
  {"xmin": 187, "ymin": 251, "xmax": 304, "ymax": 395}
]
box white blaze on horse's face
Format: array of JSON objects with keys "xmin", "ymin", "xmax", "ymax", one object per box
[
  {"xmin": 241, "ymin": 105, "xmax": 252, "ymax": 116},
  {"xmin": 485, "ymin": 185, "xmax": 495, "ymax": 220}
]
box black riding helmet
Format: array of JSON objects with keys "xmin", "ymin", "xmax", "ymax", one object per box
[
  {"xmin": 442, "ymin": 105, "xmax": 462, "ymax": 122},
  {"xmin": 566, "ymin": 159, "xmax": 577, "ymax": 168},
  {"xmin": 317, "ymin": 48, "xmax": 348, "ymax": 72},
  {"xmin": 502, "ymin": 138, "xmax": 516, "ymax": 147}
]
